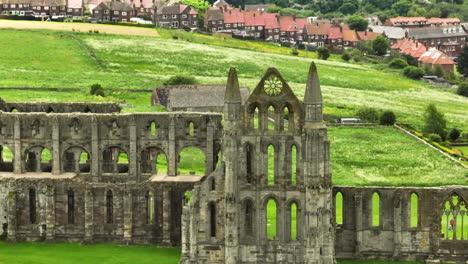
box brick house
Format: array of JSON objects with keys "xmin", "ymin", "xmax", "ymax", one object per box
[
  {"xmin": 66, "ymin": 0, "xmax": 83, "ymax": 17},
  {"xmin": 384, "ymin": 16, "xmax": 427, "ymax": 28},
  {"xmin": 244, "ymin": 11, "xmax": 265, "ymax": 40},
  {"xmin": 327, "ymin": 26, "xmax": 343, "ymax": 50},
  {"xmin": 221, "ymin": 8, "xmax": 244, "ymax": 32},
  {"xmin": 418, "ymin": 47, "xmax": 455, "ymax": 72},
  {"xmin": 129, "ymin": 0, "xmax": 156, "ymax": 19},
  {"xmin": 205, "ymin": 7, "xmax": 224, "ymax": 32},
  {"xmin": 93, "ymin": 1, "xmax": 134, "ymax": 22},
  {"xmin": 407, "ymin": 26, "xmax": 466, "ymax": 57},
  {"xmin": 342, "ymin": 29, "xmax": 359, "ymax": 48},
  {"xmin": 303, "ymin": 23, "xmax": 332, "ymax": 46},
  {"xmin": 31, "ymin": 0, "xmax": 67, "ymax": 17},
  {"xmin": 0, "ymin": 0, "xmax": 33, "ymax": 15},
  {"xmin": 156, "ymin": 2, "xmax": 198, "ymax": 29},
  {"xmin": 264, "ymin": 12, "xmax": 280, "ymax": 42},
  {"xmin": 278, "ymin": 15, "xmax": 306, "ymax": 44}
]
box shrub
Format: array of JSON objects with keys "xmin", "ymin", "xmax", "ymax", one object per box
[
  {"xmin": 423, "ymin": 104, "xmax": 447, "ymax": 140},
  {"xmin": 423, "ymin": 64, "xmax": 434, "ymax": 75},
  {"xmin": 457, "ymin": 82, "xmax": 468, "ymax": 97},
  {"xmin": 317, "ymin": 46, "xmax": 330, "ymax": 60},
  {"xmin": 449, "ymin": 128, "xmax": 461, "ymax": 141},
  {"xmin": 379, "ymin": 111, "xmax": 396, "ymax": 125},
  {"xmin": 356, "ymin": 107, "xmax": 379, "ymax": 123},
  {"xmin": 428, "ymin": 133, "xmax": 442, "ymax": 143},
  {"xmin": 388, "ymin": 58, "xmax": 408, "ymax": 69},
  {"xmin": 341, "ymin": 52, "xmax": 351, "ymax": 62},
  {"xmin": 291, "ymin": 47, "xmax": 299, "ymax": 56},
  {"xmin": 434, "ymin": 64, "xmax": 444, "ymax": 78},
  {"xmin": 403, "ymin": 66, "xmax": 424, "ymax": 79},
  {"xmin": 163, "ymin": 75, "xmax": 197, "ymax": 86},
  {"xmin": 90, "ymin": 84, "xmax": 105, "ymax": 97}
]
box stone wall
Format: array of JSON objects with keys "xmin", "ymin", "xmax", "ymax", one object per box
[
  {"xmin": 0, "ymin": 110, "xmax": 222, "ymax": 245},
  {"xmin": 333, "ymin": 186, "xmax": 468, "ymax": 263},
  {"xmin": 0, "ymin": 98, "xmax": 121, "ymax": 113}
]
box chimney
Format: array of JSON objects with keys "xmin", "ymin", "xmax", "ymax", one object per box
[
  {"xmin": 253, "ymin": 13, "xmax": 255, "ymax": 17},
  {"xmin": 365, "ymin": 31, "xmax": 367, "ymax": 36},
  {"xmin": 416, "ymin": 42, "xmax": 418, "ymax": 47},
  {"xmin": 292, "ymin": 14, "xmax": 296, "ymax": 21},
  {"xmin": 404, "ymin": 30, "xmax": 408, "ymax": 39},
  {"xmin": 229, "ymin": 10, "xmax": 231, "ymax": 14}
]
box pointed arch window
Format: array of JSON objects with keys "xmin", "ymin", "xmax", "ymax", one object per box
[
  {"xmin": 245, "ymin": 143, "xmax": 254, "ymax": 183},
  {"xmin": 267, "ymin": 105, "xmax": 275, "ymax": 130},
  {"xmin": 267, "ymin": 144, "xmax": 275, "ymax": 185},
  {"xmin": 106, "ymin": 190, "xmax": 114, "ymax": 224},
  {"xmin": 372, "ymin": 192, "xmax": 380, "ymax": 227},
  {"xmin": 209, "ymin": 202, "xmax": 217, "ymax": 237},
  {"xmin": 291, "ymin": 145, "xmax": 297, "ymax": 184},
  {"xmin": 441, "ymin": 193, "xmax": 467, "ymax": 240},
  {"xmin": 336, "ymin": 192, "xmax": 343, "ymax": 225},
  {"xmin": 244, "ymin": 199, "xmax": 254, "ymax": 236},
  {"xmin": 410, "ymin": 193, "xmax": 418, "ymax": 228},
  {"xmin": 146, "ymin": 191, "xmax": 155, "ymax": 224},
  {"xmin": 252, "ymin": 106, "xmax": 259, "ymax": 130},
  {"xmin": 150, "ymin": 121, "xmax": 157, "ymax": 137},
  {"xmin": 266, "ymin": 199, "xmax": 277, "ymax": 239},
  {"xmin": 290, "ymin": 202, "xmax": 298, "ymax": 240}
]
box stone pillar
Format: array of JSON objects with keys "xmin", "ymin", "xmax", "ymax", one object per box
[
  {"xmin": 205, "ymin": 120, "xmax": 214, "ymax": 175},
  {"xmin": 91, "ymin": 117, "xmax": 99, "ymax": 179},
  {"xmin": 45, "ymin": 186, "xmax": 55, "ymax": 241},
  {"xmin": 7, "ymin": 191, "xmax": 17, "ymax": 242},
  {"xmin": 13, "ymin": 116, "xmax": 21, "ymax": 174},
  {"xmin": 354, "ymin": 194, "xmax": 363, "ymax": 258},
  {"xmin": 52, "ymin": 117, "xmax": 61, "ymax": 175},
  {"xmin": 123, "ymin": 190, "xmax": 133, "ymax": 244},
  {"xmin": 168, "ymin": 118, "xmax": 177, "ymax": 176},
  {"xmin": 84, "ymin": 188, "xmax": 94, "ymax": 243},
  {"xmin": 129, "ymin": 117, "xmax": 138, "ymax": 182},
  {"xmin": 393, "ymin": 195, "xmax": 402, "ymax": 258},
  {"xmin": 162, "ymin": 186, "xmax": 171, "ymax": 244},
  {"xmin": 278, "ymin": 138, "xmax": 286, "ymax": 185}
]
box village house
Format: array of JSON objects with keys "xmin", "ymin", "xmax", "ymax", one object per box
[
  {"xmin": 342, "ymin": 28, "xmax": 359, "ymax": 48},
  {"xmin": 406, "ymin": 26, "xmax": 466, "ymax": 57},
  {"xmin": 156, "ymin": 2, "xmax": 198, "ymax": 29},
  {"xmin": 278, "ymin": 15, "xmax": 307, "ymax": 44},
  {"xmin": 391, "ymin": 38, "xmax": 455, "ymax": 72},
  {"xmin": 221, "ymin": 8, "xmax": 244, "ymax": 32},
  {"xmin": 263, "ymin": 12, "xmax": 280, "ymax": 42},
  {"xmin": 205, "ymin": 7, "xmax": 224, "ymax": 32},
  {"xmin": 66, "ymin": 0, "xmax": 83, "ymax": 17},
  {"xmin": 327, "ymin": 26, "xmax": 343, "ymax": 50},
  {"xmin": 93, "ymin": 0, "xmax": 134, "ymax": 22},
  {"xmin": 369, "ymin": 25, "xmax": 406, "ymax": 44},
  {"xmin": 303, "ymin": 23, "xmax": 331, "ymax": 46},
  {"xmin": 0, "ymin": 0, "xmax": 34, "ymax": 15},
  {"xmin": 244, "ymin": 4, "xmax": 272, "ymax": 12},
  {"xmin": 384, "ymin": 16, "xmax": 461, "ymax": 28}
]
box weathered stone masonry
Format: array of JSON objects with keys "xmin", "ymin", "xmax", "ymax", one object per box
[{"xmin": 0, "ymin": 111, "xmax": 222, "ymax": 245}]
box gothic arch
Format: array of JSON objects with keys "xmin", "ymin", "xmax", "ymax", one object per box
[
  {"xmin": 101, "ymin": 146, "xmax": 128, "ymax": 174},
  {"xmin": 140, "ymin": 147, "xmax": 168, "ymax": 175},
  {"xmin": 63, "ymin": 146, "xmax": 90, "ymax": 173}
]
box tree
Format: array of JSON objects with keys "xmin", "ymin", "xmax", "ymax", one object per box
[
  {"xmin": 392, "ymin": 0, "xmax": 413, "ymax": 16},
  {"xmin": 423, "ymin": 104, "xmax": 447, "ymax": 140},
  {"xmin": 345, "ymin": 15, "xmax": 368, "ymax": 31},
  {"xmin": 180, "ymin": 0, "xmax": 210, "ymax": 15},
  {"xmin": 372, "ymin": 35, "xmax": 390, "ymax": 56},
  {"xmin": 380, "ymin": 111, "xmax": 396, "ymax": 125},
  {"xmin": 407, "ymin": 5, "xmax": 427, "ymax": 17},
  {"xmin": 317, "ymin": 46, "xmax": 330, "ymax": 60},
  {"xmin": 457, "ymin": 82, "xmax": 468, "ymax": 97},
  {"xmin": 403, "ymin": 66, "xmax": 424, "ymax": 79},
  {"xmin": 341, "ymin": 52, "xmax": 351, "ymax": 61},
  {"xmin": 449, "ymin": 128, "xmax": 461, "ymax": 141},
  {"xmin": 163, "ymin": 75, "xmax": 198, "ymax": 85},
  {"xmin": 339, "ymin": 2, "xmax": 357, "ymax": 15},
  {"xmin": 356, "ymin": 107, "xmax": 379, "ymax": 123},
  {"xmin": 266, "ymin": 6, "xmax": 281, "ymax": 13},
  {"xmin": 457, "ymin": 46, "xmax": 468, "ymax": 77},
  {"xmin": 90, "ymin": 84, "xmax": 105, "ymax": 97}
]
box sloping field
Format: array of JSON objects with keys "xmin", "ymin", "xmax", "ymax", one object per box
[
  {"xmin": 0, "ymin": 28, "xmax": 466, "ymax": 130},
  {"xmin": 0, "ymin": 20, "xmax": 159, "ymax": 36}
]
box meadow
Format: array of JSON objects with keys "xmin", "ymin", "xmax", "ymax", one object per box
[{"xmin": 0, "ymin": 28, "xmax": 467, "ymax": 131}]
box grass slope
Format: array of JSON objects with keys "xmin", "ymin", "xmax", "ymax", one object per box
[{"xmin": 0, "ymin": 28, "xmax": 466, "ymax": 130}]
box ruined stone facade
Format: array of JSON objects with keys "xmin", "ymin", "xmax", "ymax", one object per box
[
  {"xmin": 0, "ymin": 64, "xmax": 467, "ymax": 263},
  {"xmin": 179, "ymin": 64, "xmax": 335, "ymax": 264}
]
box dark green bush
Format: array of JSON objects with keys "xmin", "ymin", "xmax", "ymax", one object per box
[
  {"xmin": 163, "ymin": 75, "xmax": 197, "ymax": 86},
  {"xmin": 403, "ymin": 66, "xmax": 424, "ymax": 79},
  {"xmin": 379, "ymin": 111, "xmax": 396, "ymax": 125},
  {"xmin": 356, "ymin": 107, "xmax": 379, "ymax": 123},
  {"xmin": 341, "ymin": 52, "xmax": 351, "ymax": 62},
  {"xmin": 457, "ymin": 82, "xmax": 468, "ymax": 97},
  {"xmin": 90, "ymin": 84, "xmax": 105, "ymax": 97},
  {"xmin": 317, "ymin": 46, "xmax": 330, "ymax": 60},
  {"xmin": 388, "ymin": 58, "xmax": 408, "ymax": 69},
  {"xmin": 428, "ymin": 133, "xmax": 442, "ymax": 143},
  {"xmin": 449, "ymin": 128, "xmax": 461, "ymax": 141}
]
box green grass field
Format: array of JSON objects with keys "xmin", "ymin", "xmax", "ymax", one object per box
[
  {"xmin": 0, "ymin": 241, "xmax": 424, "ymax": 264},
  {"xmin": 0, "ymin": 28, "xmax": 467, "ymax": 131}
]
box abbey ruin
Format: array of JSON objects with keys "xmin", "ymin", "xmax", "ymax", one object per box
[{"xmin": 0, "ymin": 63, "xmax": 467, "ymax": 263}]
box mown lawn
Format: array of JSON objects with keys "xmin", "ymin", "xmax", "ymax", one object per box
[
  {"xmin": 0, "ymin": 28, "xmax": 466, "ymax": 131},
  {"xmin": 0, "ymin": 241, "xmax": 424, "ymax": 264}
]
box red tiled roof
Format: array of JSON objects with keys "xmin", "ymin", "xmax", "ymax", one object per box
[
  {"xmin": 388, "ymin": 16, "xmax": 426, "ymax": 24},
  {"xmin": 279, "ymin": 16, "xmax": 295, "ymax": 31},
  {"xmin": 392, "ymin": 38, "xmax": 427, "ymax": 58},
  {"xmin": 244, "ymin": 11, "xmax": 264, "ymax": 26},
  {"xmin": 68, "ymin": 0, "xmax": 82, "ymax": 8},
  {"xmin": 305, "ymin": 23, "xmax": 332, "ymax": 35},
  {"xmin": 343, "ymin": 29, "xmax": 358, "ymax": 42},
  {"xmin": 296, "ymin": 18, "xmax": 307, "ymax": 31},
  {"xmin": 418, "ymin": 47, "xmax": 455, "ymax": 65},
  {"xmin": 223, "ymin": 9, "xmax": 243, "ymax": 24},
  {"xmin": 263, "ymin": 13, "xmax": 279, "ymax": 29},
  {"xmin": 427, "ymin": 17, "xmax": 460, "ymax": 25},
  {"xmin": 328, "ymin": 27, "xmax": 343, "ymax": 39},
  {"xmin": 357, "ymin": 31, "xmax": 381, "ymax": 41}
]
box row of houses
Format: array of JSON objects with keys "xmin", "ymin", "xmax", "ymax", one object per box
[
  {"xmin": 0, "ymin": 0, "xmax": 83, "ymax": 17},
  {"xmin": 391, "ymin": 38, "xmax": 455, "ymax": 72},
  {"xmin": 384, "ymin": 16, "xmax": 461, "ymax": 28}
]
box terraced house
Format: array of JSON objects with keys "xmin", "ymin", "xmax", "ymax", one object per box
[
  {"xmin": 93, "ymin": 0, "xmax": 134, "ymax": 22},
  {"xmin": 155, "ymin": 2, "xmax": 198, "ymax": 29},
  {"xmin": 0, "ymin": 0, "xmax": 82, "ymax": 17}
]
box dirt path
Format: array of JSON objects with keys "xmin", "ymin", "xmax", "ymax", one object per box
[{"xmin": 0, "ymin": 19, "xmax": 159, "ymax": 37}]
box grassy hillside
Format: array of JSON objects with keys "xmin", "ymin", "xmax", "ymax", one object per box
[{"xmin": 0, "ymin": 28, "xmax": 467, "ymax": 130}]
